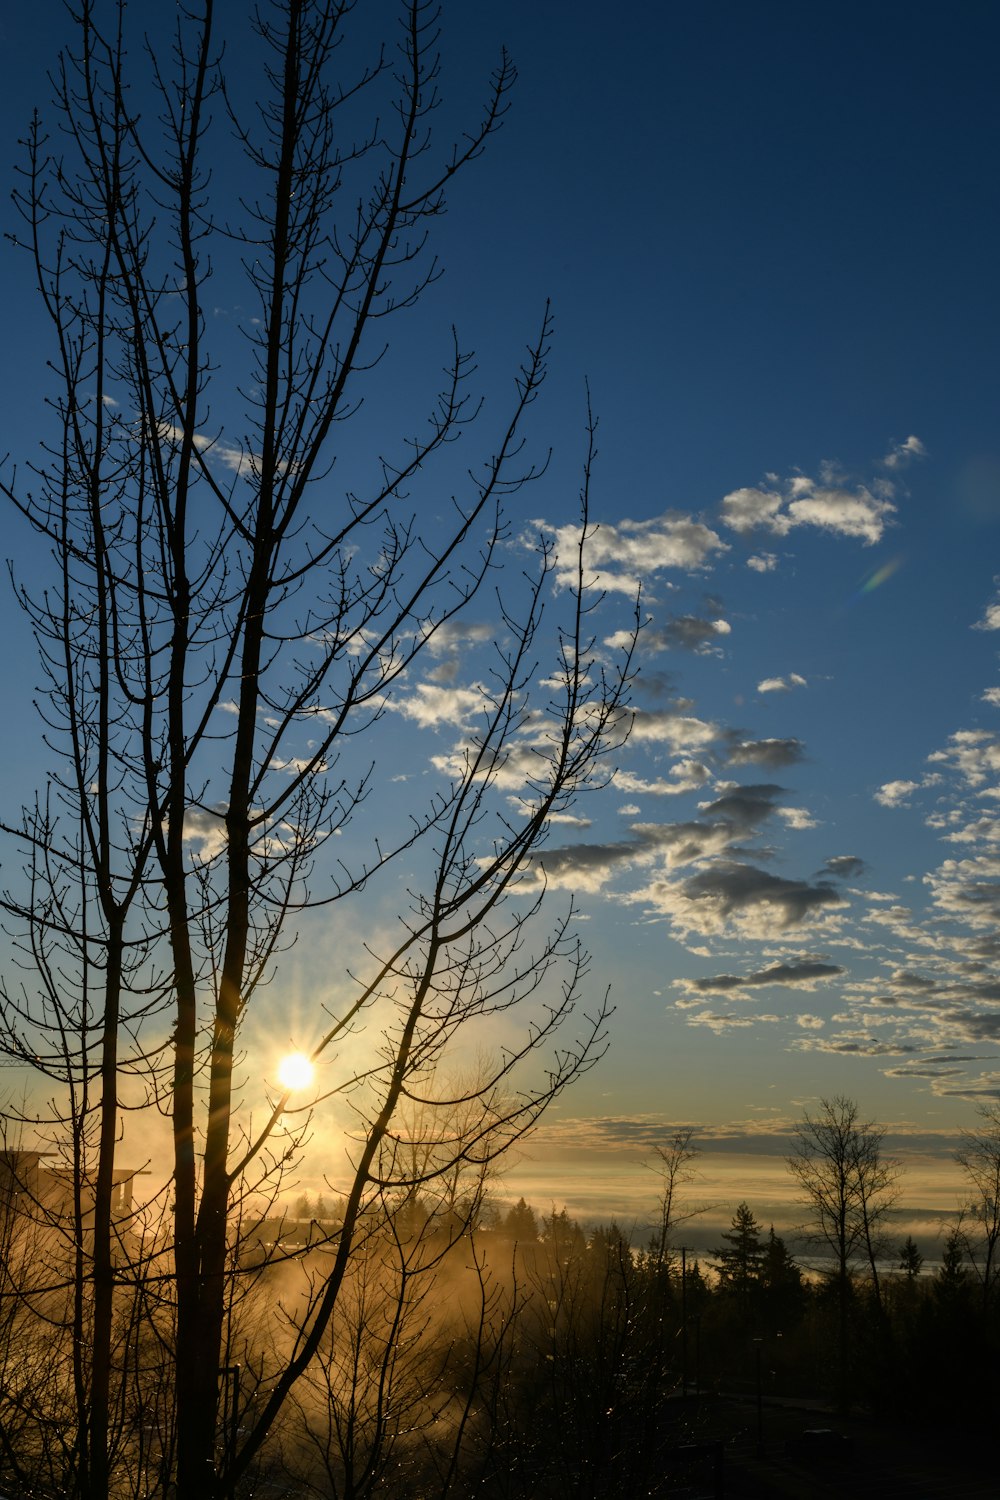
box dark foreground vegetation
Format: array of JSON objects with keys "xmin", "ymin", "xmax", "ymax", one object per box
[
  {"xmin": 238, "ymin": 1189, "xmax": 999, "ymax": 1497},
  {"xmin": 4, "ymin": 1153, "xmax": 998, "ymax": 1498}
]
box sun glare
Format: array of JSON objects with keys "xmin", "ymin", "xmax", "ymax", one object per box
[{"xmin": 277, "ymin": 1051, "xmax": 315, "ymax": 1092}]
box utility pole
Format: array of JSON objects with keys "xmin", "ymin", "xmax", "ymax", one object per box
[{"xmin": 681, "ymin": 1246, "xmax": 688, "ymax": 1398}]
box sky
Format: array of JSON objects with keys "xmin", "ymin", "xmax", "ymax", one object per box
[{"xmin": 2, "ymin": 1, "xmax": 1000, "ymax": 1245}]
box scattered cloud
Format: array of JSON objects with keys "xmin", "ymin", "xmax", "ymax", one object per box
[
  {"xmin": 424, "ymin": 620, "xmax": 495, "ymax": 654},
  {"xmin": 184, "ymin": 804, "xmax": 228, "ymax": 859},
  {"xmin": 925, "ymin": 853, "xmax": 1000, "ymax": 931},
  {"xmin": 689, "ymin": 959, "xmax": 846, "ymax": 993},
  {"xmin": 158, "ymin": 422, "xmax": 258, "ymax": 478},
  {"xmin": 875, "ymin": 779, "xmax": 921, "ymax": 807},
  {"xmin": 936, "ymin": 1010, "xmax": 1000, "ymax": 1043},
  {"xmin": 431, "ymin": 741, "xmax": 559, "ymax": 792},
  {"xmin": 721, "ymin": 473, "xmax": 896, "ymax": 546},
  {"xmin": 822, "ymin": 855, "xmax": 867, "ymax": 880},
  {"xmin": 507, "ymin": 797, "xmax": 593, "ymax": 829},
  {"xmin": 747, "ymin": 552, "xmax": 778, "ymax": 573},
  {"xmin": 974, "ymin": 595, "xmax": 1000, "ymax": 632},
  {"xmin": 727, "ymin": 737, "xmax": 806, "ymax": 769},
  {"xmin": 536, "ymin": 511, "xmax": 728, "ymax": 595},
  {"xmin": 270, "ymin": 755, "xmax": 326, "ymax": 776},
  {"xmin": 631, "ymin": 860, "xmax": 846, "ymax": 938},
  {"xmin": 757, "ymin": 673, "xmax": 807, "ymax": 694},
  {"xmin": 629, "ymin": 708, "xmax": 719, "ymax": 752},
  {"xmin": 522, "ymin": 784, "xmax": 798, "ymax": 896},
  {"xmin": 698, "ymin": 782, "xmax": 788, "ymax": 830},
  {"xmin": 614, "ymin": 761, "xmax": 711, "ymax": 797},
  {"xmin": 623, "ymin": 614, "xmax": 732, "ymax": 655},
  {"xmin": 386, "ymin": 682, "xmax": 488, "ymax": 730},
  {"xmin": 928, "ymin": 731, "xmax": 1000, "ymax": 787},
  {"xmin": 527, "ymin": 817, "xmax": 745, "ymax": 894},
  {"xmin": 778, "ymin": 806, "xmax": 818, "ymax": 831},
  {"xmin": 684, "ymin": 1010, "xmax": 764, "ymax": 1033},
  {"xmin": 794, "ymin": 1036, "xmax": 919, "ymax": 1057},
  {"xmin": 881, "ymin": 435, "xmax": 926, "ymax": 470}
]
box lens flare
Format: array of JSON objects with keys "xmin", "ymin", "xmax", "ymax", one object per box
[
  {"xmin": 277, "ymin": 1052, "xmax": 315, "ymax": 1092},
  {"xmin": 845, "ymin": 554, "xmax": 904, "ymax": 609},
  {"xmin": 860, "ymin": 555, "xmax": 903, "ymax": 593}
]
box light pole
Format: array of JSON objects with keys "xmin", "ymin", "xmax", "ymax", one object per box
[{"xmin": 680, "ymin": 1245, "xmax": 688, "ymax": 1398}]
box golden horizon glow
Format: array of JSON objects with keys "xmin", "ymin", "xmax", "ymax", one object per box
[{"xmin": 277, "ymin": 1051, "xmax": 315, "ymax": 1092}]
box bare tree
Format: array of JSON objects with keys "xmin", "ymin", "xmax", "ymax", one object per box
[
  {"xmin": 954, "ymin": 1101, "xmax": 1000, "ymax": 1312},
  {"xmin": 0, "ymin": 2, "xmax": 634, "ymax": 1495},
  {"xmin": 786, "ymin": 1096, "xmax": 899, "ymax": 1405},
  {"xmin": 646, "ymin": 1128, "xmax": 703, "ymax": 1268}
]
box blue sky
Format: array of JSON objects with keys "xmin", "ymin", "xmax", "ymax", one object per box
[{"xmin": 2, "ymin": 1, "xmax": 1000, "ymax": 1229}]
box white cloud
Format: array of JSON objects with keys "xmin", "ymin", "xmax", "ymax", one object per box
[
  {"xmin": 184, "ymin": 804, "xmax": 228, "ymax": 859},
  {"xmin": 628, "ymin": 709, "xmax": 718, "ymax": 752},
  {"xmin": 269, "ymin": 755, "xmax": 327, "ymax": 776},
  {"xmin": 747, "ymin": 552, "xmax": 778, "ymax": 573},
  {"xmin": 875, "ymin": 779, "xmax": 921, "ymax": 807},
  {"xmin": 614, "ymin": 761, "xmax": 711, "ymax": 797},
  {"xmin": 721, "ymin": 475, "xmax": 895, "ymax": 546},
  {"xmin": 881, "ymin": 435, "xmax": 926, "ymax": 470},
  {"xmin": 861, "ymin": 904, "xmax": 942, "ymax": 949},
  {"xmin": 505, "ymin": 800, "xmax": 593, "ymax": 829},
  {"xmin": 943, "ymin": 817, "xmax": 1000, "ymax": 846},
  {"xmin": 536, "ymin": 511, "xmax": 728, "ymax": 595},
  {"xmin": 385, "ymin": 682, "xmax": 488, "ymax": 730},
  {"xmin": 796, "ymin": 1014, "xmax": 826, "ymax": 1029},
  {"xmin": 928, "ymin": 730, "xmax": 1000, "ymax": 787},
  {"xmin": 778, "ymin": 806, "xmax": 819, "ymax": 831},
  {"xmin": 982, "ymin": 688, "xmax": 1000, "ymax": 706},
  {"xmin": 757, "ymin": 673, "xmax": 807, "ymax": 694},
  {"xmin": 157, "ymin": 422, "xmax": 260, "ymax": 478},
  {"xmin": 974, "ymin": 600, "xmax": 1000, "ymax": 632},
  {"xmin": 721, "ymin": 486, "xmax": 792, "ymax": 536},
  {"xmin": 787, "ymin": 486, "xmax": 895, "ymax": 544},
  {"xmin": 212, "ymin": 441, "xmax": 255, "ymax": 476},
  {"xmin": 925, "ymin": 852, "xmax": 1000, "ymax": 931},
  {"xmin": 431, "ymin": 741, "xmax": 555, "ymax": 792}
]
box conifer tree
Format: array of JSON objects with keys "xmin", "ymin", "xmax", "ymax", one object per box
[
  {"xmin": 503, "ymin": 1198, "xmax": 539, "ymax": 1242},
  {"xmin": 712, "ymin": 1202, "xmax": 765, "ymax": 1318},
  {"xmin": 760, "ymin": 1226, "xmax": 805, "ymax": 1328},
  {"xmin": 897, "ymin": 1234, "xmax": 923, "ymax": 1281}
]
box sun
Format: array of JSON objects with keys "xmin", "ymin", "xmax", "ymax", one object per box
[{"xmin": 277, "ymin": 1051, "xmax": 315, "ymax": 1092}]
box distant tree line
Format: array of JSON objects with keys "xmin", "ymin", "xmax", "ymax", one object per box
[
  {"xmin": 3, "ymin": 1091, "xmax": 997, "ymax": 1495},
  {"xmin": 146, "ymin": 1093, "xmax": 988, "ymax": 1497}
]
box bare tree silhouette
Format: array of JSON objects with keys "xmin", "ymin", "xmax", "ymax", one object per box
[{"xmin": 0, "ymin": 3, "xmax": 634, "ymax": 1493}]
